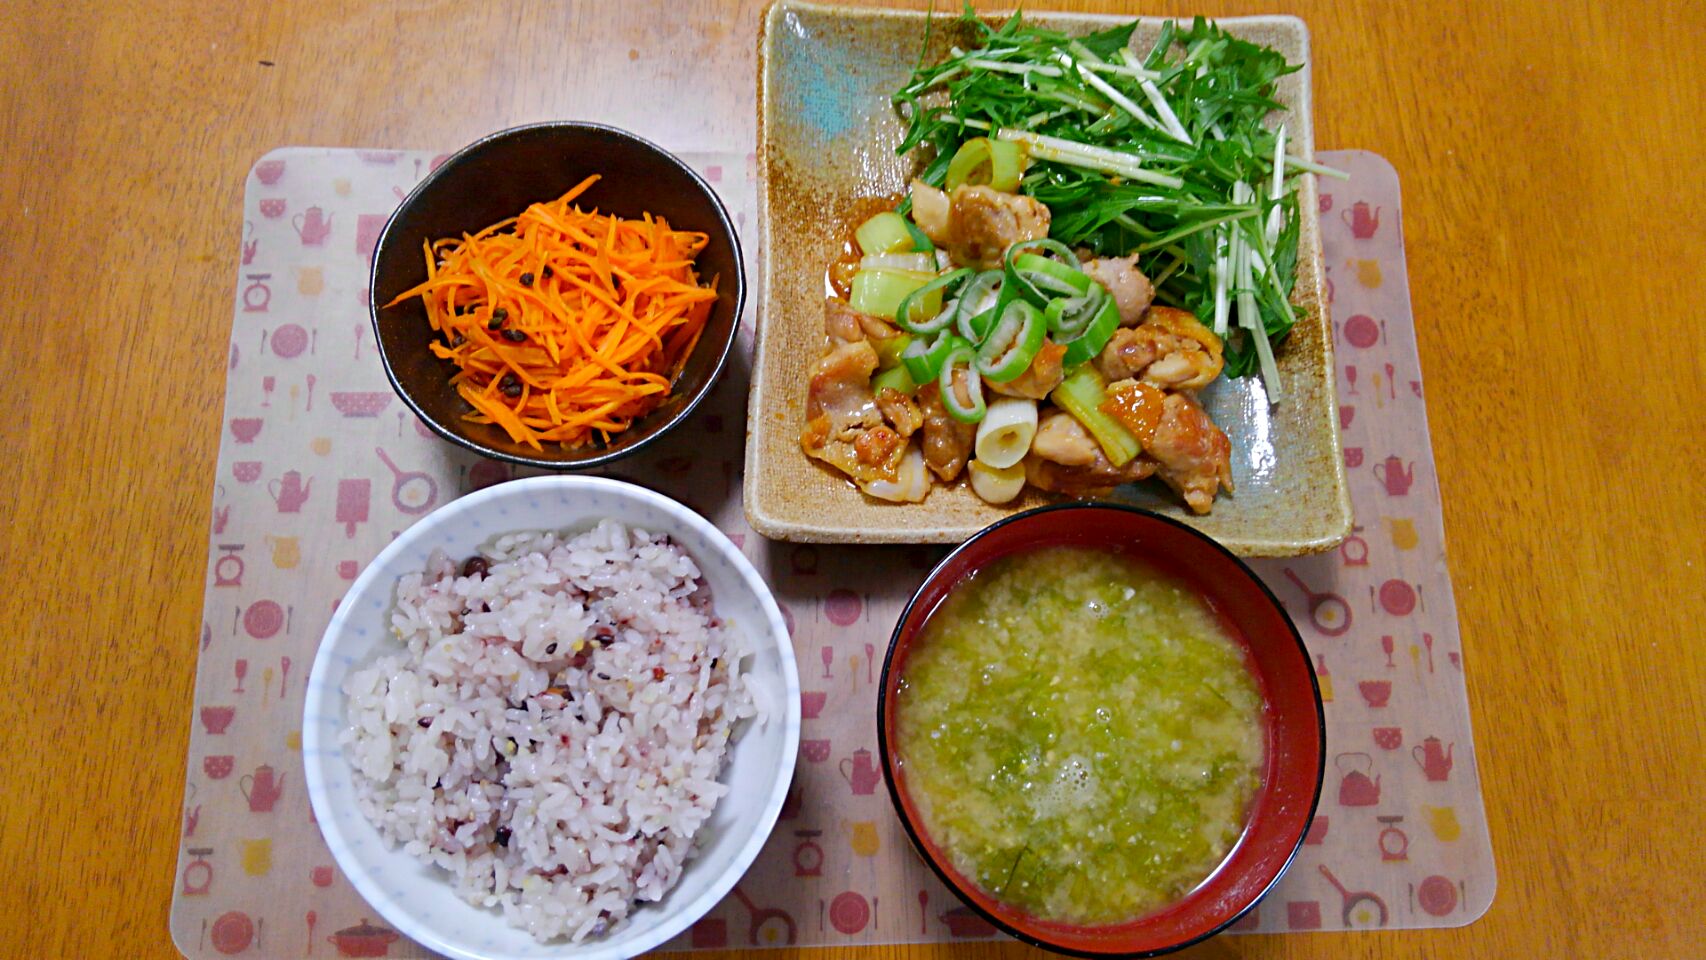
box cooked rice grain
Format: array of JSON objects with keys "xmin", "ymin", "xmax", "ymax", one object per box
[{"xmin": 341, "ymin": 520, "xmax": 758, "ymax": 942}]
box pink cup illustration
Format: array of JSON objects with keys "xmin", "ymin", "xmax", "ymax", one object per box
[
  {"xmin": 203, "ymin": 755, "xmax": 236, "ymax": 780},
  {"xmin": 230, "ymin": 418, "xmax": 263, "ymax": 444},
  {"xmin": 337, "ymin": 560, "xmax": 359, "ymax": 580},
  {"xmin": 293, "ymin": 206, "xmax": 333, "ymax": 245},
  {"xmin": 801, "ymin": 739, "xmax": 831, "ymax": 763},
  {"xmin": 200, "ymin": 706, "xmax": 236, "ymax": 734},
  {"xmin": 1345, "ymin": 447, "xmax": 1364, "ymax": 469},
  {"xmin": 233, "ymin": 461, "xmax": 263, "ymax": 484},
  {"xmin": 254, "ymin": 159, "xmax": 286, "ymax": 185},
  {"xmin": 356, "ymin": 213, "xmax": 387, "ymax": 262},
  {"xmin": 258, "ymin": 197, "xmax": 287, "ymax": 219},
  {"xmin": 1319, "ymin": 193, "xmax": 1334, "ymax": 213},
  {"xmin": 311, "ymin": 865, "xmax": 334, "ymax": 887},
  {"xmin": 1373, "ymin": 727, "xmax": 1403, "ymax": 750},
  {"xmin": 801, "ymin": 691, "xmax": 827, "ymax": 719}
]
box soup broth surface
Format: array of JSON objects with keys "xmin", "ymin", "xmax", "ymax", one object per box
[{"xmin": 895, "ymin": 546, "xmax": 1264, "ymax": 924}]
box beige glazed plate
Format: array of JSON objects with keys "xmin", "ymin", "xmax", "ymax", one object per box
[{"xmin": 747, "ymin": 1, "xmax": 1351, "ymax": 554}]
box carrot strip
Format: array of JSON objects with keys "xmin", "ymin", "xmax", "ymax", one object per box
[{"xmin": 383, "ymin": 177, "xmax": 717, "ymax": 448}]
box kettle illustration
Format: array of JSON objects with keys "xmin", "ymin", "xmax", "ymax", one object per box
[
  {"xmin": 1374, "ymin": 456, "xmax": 1415, "ymax": 496},
  {"xmin": 1335, "ymin": 752, "xmax": 1381, "ymax": 806},
  {"xmin": 267, "ymin": 471, "xmax": 313, "ymax": 513},
  {"xmin": 1343, "ymin": 201, "xmax": 1382, "ymax": 239},
  {"xmin": 839, "ymin": 748, "xmax": 882, "ymax": 795},
  {"xmin": 292, "ymin": 206, "xmax": 333, "ymax": 245},
  {"xmin": 240, "ymin": 764, "xmax": 286, "ymax": 812},
  {"xmin": 1412, "ymin": 737, "xmax": 1455, "ymax": 781}
]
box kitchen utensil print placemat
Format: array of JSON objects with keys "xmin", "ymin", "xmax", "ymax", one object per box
[{"xmin": 171, "ymin": 148, "xmax": 1492, "ymax": 957}]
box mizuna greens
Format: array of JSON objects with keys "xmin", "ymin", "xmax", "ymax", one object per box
[{"xmin": 891, "ymin": 7, "xmax": 1346, "ymax": 399}]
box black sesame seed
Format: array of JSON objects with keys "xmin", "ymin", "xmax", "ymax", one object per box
[
  {"xmin": 461, "ymin": 556, "xmax": 490, "ymax": 578},
  {"xmin": 502, "ymin": 328, "xmax": 526, "ymax": 342},
  {"xmin": 542, "ymin": 265, "xmax": 553, "ymax": 279},
  {"xmin": 519, "ymin": 272, "xmax": 535, "ymax": 286},
  {"xmin": 545, "ymin": 642, "xmax": 558, "ymax": 655},
  {"xmin": 494, "ymin": 827, "xmax": 511, "ymax": 847},
  {"xmin": 418, "ymin": 717, "xmax": 431, "ymax": 728},
  {"xmin": 500, "ymin": 373, "xmax": 522, "ymax": 398}
]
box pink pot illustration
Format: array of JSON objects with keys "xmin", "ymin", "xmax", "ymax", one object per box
[
  {"xmin": 1343, "ymin": 201, "xmax": 1382, "ymax": 239},
  {"xmin": 1374, "ymin": 456, "xmax": 1415, "ymax": 496},
  {"xmin": 293, "ymin": 206, "xmax": 333, "ymax": 245},
  {"xmin": 268, "ymin": 471, "xmax": 313, "ymax": 512},
  {"xmin": 839, "ymin": 748, "xmax": 882, "ymax": 795},
  {"xmin": 1412, "ymin": 737, "xmax": 1454, "ymax": 781}
]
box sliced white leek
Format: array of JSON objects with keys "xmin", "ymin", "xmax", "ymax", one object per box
[
  {"xmin": 860, "ymin": 253, "xmax": 937, "ymax": 274},
  {"xmin": 968, "ymin": 459, "xmax": 1027, "ymax": 504},
  {"xmin": 973, "ymin": 397, "xmax": 1038, "ymax": 469},
  {"xmin": 860, "ymin": 444, "xmax": 931, "ymax": 503}
]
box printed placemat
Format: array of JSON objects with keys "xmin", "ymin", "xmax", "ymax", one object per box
[{"xmin": 170, "ymin": 148, "xmax": 1491, "ymax": 958}]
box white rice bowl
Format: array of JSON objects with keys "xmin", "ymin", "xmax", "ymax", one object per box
[{"xmin": 304, "ymin": 477, "xmax": 799, "ymax": 960}]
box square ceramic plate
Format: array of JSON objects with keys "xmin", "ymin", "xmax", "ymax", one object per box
[{"xmin": 746, "ymin": 1, "xmax": 1350, "ymax": 555}]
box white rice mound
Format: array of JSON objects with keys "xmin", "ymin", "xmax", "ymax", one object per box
[{"xmin": 340, "ymin": 520, "xmax": 761, "ymax": 942}]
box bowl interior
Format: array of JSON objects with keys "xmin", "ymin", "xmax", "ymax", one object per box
[
  {"xmin": 302, "ymin": 476, "xmax": 800, "ymax": 960},
  {"xmin": 879, "ymin": 504, "xmax": 1323, "ymax": 956},
  {"xmin": 371, "ymin": 123, "xmax": 745, "ymax": 469}
]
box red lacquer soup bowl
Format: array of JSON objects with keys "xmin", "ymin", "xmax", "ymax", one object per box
[{"xmin": 878, "ymin": 503, "xmax": 1325, "ymax": 957}]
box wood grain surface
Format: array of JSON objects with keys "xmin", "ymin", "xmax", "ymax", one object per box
[{"xmin": 1, "ymin": 2, "xmax": 1701, "ymax": 958}]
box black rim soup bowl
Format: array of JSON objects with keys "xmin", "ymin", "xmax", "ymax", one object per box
[{"xmin": 369, "ymin": 122, "xmax": 745, "ymax": 470}]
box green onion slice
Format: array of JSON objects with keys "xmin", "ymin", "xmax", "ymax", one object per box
[
  {"xmin": 893, "ymin": 268, "xmax": 973, "ymax": 335},
  {"xmin": 1001, "ymin": 238, "xmax": 1086, "ymax": 307},
  {"xmin": 938, "ymin": 342, "xmax": 987, "ymax": 423},
  {"xmin": 1058, "ymin": 294, "xmax": 1122, "ymax": 367},
  {"xmin": 901, "ymin": 331, "xmax": 958, "ymax": 384},
  {"xmin": 945, "ymin": 136, "xmax": 1025, "ymax": 193},
  {"xmin": 954, "ymin": 269, "xmax": 1007, "ymax": 342},
  {"xmin": 975, "ymin": 300, "xmax": 1047, "ymax": 383}
]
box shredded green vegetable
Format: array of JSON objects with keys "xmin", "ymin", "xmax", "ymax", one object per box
[{"xmin": 892, "ymin": 5, "xmax": 1344, "ymax": 388}]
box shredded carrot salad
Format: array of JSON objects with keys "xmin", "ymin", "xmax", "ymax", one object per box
[{"xmin": 385, "ymin": 175, "xmax": 718, "ymax": 451}]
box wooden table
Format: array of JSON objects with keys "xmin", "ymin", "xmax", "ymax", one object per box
[{"xmin": 2, "ymin": 1, "xmax": 1701, "ymax": 957}]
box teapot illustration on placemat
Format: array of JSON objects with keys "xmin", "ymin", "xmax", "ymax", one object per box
[
  {"xmin": 839, "ymin": 748, "xmax": 881, "ymax": 795},
  {"xmin": 1413, "ymin": 736, "xmax": 1455, "ymax": 781},
  {"xmin": 1335, "ymin": 752, "xmax": 1381, "ymax": 806}
]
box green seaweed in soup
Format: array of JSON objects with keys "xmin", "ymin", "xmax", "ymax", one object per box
[{"xmin": 894, "ymin": 546, "xmax": 1264, "ymax": 925}]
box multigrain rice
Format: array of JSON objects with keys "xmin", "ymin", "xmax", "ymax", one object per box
[{"xmin": 340, "ymin": 520, "xmax": 760, "ymax": 941}]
